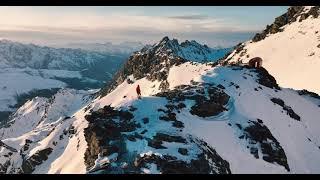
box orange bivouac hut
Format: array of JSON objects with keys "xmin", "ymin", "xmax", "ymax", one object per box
[{"xmin": 248, "ymin": 57, "xmax": 263, "ymax": 68}]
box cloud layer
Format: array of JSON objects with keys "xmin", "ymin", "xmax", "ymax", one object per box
[{"xmin": 0, "ymin": 7, "xmax": 261, "ymax": 47}]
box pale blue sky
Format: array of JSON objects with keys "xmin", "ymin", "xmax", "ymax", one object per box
[{"xmin": 0, "ymin": 6, "xmax": 288, "ymax": 47}]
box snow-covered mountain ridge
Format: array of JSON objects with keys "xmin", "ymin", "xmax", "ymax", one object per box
[
  {"xmin": 2, "ymin": 60, "xmax": 320, "ymax": 174},
  {"xmin": 140, "ymin": 36, "xmax": 232, "ymax": 63},
  {"xmin": 225, "ymin": 6, "xmax": 320, "ymax": 94},
  {"xmin": 100, "ymin": 37, "xmax": 232, "ymax": 96}
]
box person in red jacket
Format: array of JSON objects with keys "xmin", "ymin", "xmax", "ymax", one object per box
[{"xmin": 136, "ymin": 84, "xmax": 141, "ymax": 98}]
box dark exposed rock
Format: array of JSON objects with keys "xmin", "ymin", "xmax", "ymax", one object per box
[
  {"xmin": 255, "ymin": 67, "xmax": 280, "ymax": 90},
  {"xmin": 178, "ymin": 148, "xmax": 188, "ymax": 156},
  {"xmin": 147, "ymin": 138, "xmax": 167, "ymax": 149},
  {"xmin": 271, "ymin": 98, "xmax": 301, "ymax": 121},
  {"xmin": 217, "ymin": 84, "xmax": 225, "ymax": 89},
  {"xmin": 153, "ymin": 133, "xmax": 187, "ymax": 144},
  {"xmin": 159, "ymin": 112, "xmax": 177, "ymax": 122},
  {"xmin": 156, "ymin": 84, "xmax": 230, "ymax": 118},
  {"xmin": 190, "ymin": 87, "xmax": 229, "ymax": 118},
  {"xmin": 190, "ymin": 101, "xmax": 227, "ymax": 118},
  {"xmin": 235, "ymin": 123, "xmax": 242, "ymax": 130},
  {"xmin": 136, "ymin": 137, "xmax": 231, "ymax": 174},
  {"xmin": 159, "ymin": 80, "xmax": 170, "ymax": 91},
  {"xmin": 0, "ymin": 160, "xmax": 11, "ymax": 174},
  {"xmin": 172, "ymin": 121, "xmax": 184, "ymax": 128},
  {"xmin": 25, "ymin": 139, "xmax": 33, "ymax": 144},
  {"xmin": 21, "ymin": 148, "xmax": 53, "ymax": 174},
  {"xmin": 242, "ymin": 120, "xmax": 290, "ymax": 171},
  {"xmin": 99, "ymin": 39, "xmax": 186, "ymax": 97},
  {"xmin": 68, "ymin": 125, "xmax": 76, "ymax": 135},
  {"xmin": 83, "ymin": 105, "xmax": 136, "ymax": 169},
  {"xmin": 250, "ymin": 147, "xmax": 259, "ymax": 159},
  {"xmin": 129, "ymin": 106, "xmax": 137, "ymax": 112},
  {"xmin": 0, "ymin": 140, "xmax": 17, "ymax": 152},
  {"xmin": 271, "ymin": 98, "xmax": 285, "ymax": 107},
  {"xmin": 127, "ymin": 78, "xmax": 134, "ymax": 84},
  {"xmin": 177, "ymin": 103, "xmax": 186, "ymax": 109},
  {"xmin": 229, "ymin": 82, "xmax": 240, "ymax": 89},
  {"xmin": 127, "ymin": 133, "xmax": 143, "ymax": 142},
  {"xmin": 283, "ymin": 106, "xmax": 300, "ymax": 121},
  {"xmin": 85, "ymin": 105, "xmax": 134, "ymax": 123},
  {"xmin": 142, "ymin": 117, "xmax": 149, "ymax": 124},
  {"xmin": 148, "ymin": 133, "xmax": 187, "ymax": 149},
  {"xmin": 297, "ymin": 89, "xmax": 320, "ymax": 99}
]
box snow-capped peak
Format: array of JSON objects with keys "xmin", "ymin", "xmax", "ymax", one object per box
[
  {"xmin": 140, "ymin": 36, "xmax": 232, "ymax": 63},
  {"xmin": 100, "ymin": 37, "xmax": 231, "ymax": 96}
]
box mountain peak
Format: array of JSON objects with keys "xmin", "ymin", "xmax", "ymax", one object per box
[
  {"xmin": 160, "ymin": 36, "xmax": 170, "ymax": 43},
  {"xmin": 100, "ymin": 36, "xmax": 232, "ymax": 96}
]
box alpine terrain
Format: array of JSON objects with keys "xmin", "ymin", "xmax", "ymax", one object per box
[
  {"xmin": 0, "ymin": 6, "xmax": 320, "ymax": 174},
  {"xmin": 0, "ymin": 40, "xmax": 143, "ymax": 125}
]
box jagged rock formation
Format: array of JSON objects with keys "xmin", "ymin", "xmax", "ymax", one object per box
[
  {"xmin": 252, "ymin": 6, "xmax": 320, "ymax": 42},
  {"xmin": 100, "ymin": 37, "xmax": 231, "ymax": 96}
]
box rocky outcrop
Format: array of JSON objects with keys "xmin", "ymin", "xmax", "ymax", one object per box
[
  {"xmin": 235, "ymin": 120, "xmax": 289, "ymax": 171},
  {"xmin": 100, "ymin": 37, "xmax": 187, "ymax": 97},
  {"xmin": 271, "ymin": 98, "xmax": 301, "ymax": 121},
  {"xmin": 252, "ymin": 6, "xmax": 320, "ymax": 42},
  {"xmin": 156, "ymin": 84, "xmax": 230, "ymax": 118},
  {"xmin": 84, "ymin": 105, "xmax": 136, "ymax": 169},
  {"xmin": 21, "ymin": 148, "xmax": 53, "ymax": 174},
  {"xmin": 84, "ymin": 85, "xmax": 232, "ymax": 174},
  {"xmin": 297, "ymin": 89, "xmax": 320, "ymax": 99},
  {"xmin": 254, "ymin": 67, "xmax": 281, "ymax": 90},
  {"xmin": 135, "ymin": 137, "xmax": 231, "ymax": 174}
]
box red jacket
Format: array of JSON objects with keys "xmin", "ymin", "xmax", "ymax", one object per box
[{"xmin": 136, "ymin": 85, "xmax": 141, "ymax": 95}]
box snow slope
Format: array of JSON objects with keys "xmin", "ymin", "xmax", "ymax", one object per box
[
  {"xmin": 0, "ymin": 89, "xmax": 95, "ymax": 173},
  {"xmin": 86, "ymin": 62, "xmax": 320, "ymax": 174},
  {"xmin": 0, "ymin": 52, "xmax": 320, "ymax": 173},
  {"xmin": 2, "ymin": 60, "xmax": 319, "ymax": 174},
  {"xmin": 226, "ymin": 6, "xmax": 320, "ymax": 94}
]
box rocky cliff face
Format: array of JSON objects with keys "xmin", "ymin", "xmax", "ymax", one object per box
[{"xmin": 252, "ymin": 6, "xmax": 320, "ymax": 42}]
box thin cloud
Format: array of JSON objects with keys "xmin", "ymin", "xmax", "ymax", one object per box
[{"xmin": 167, "ymin": 15, "xmax": 209, "ymax": 20}]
